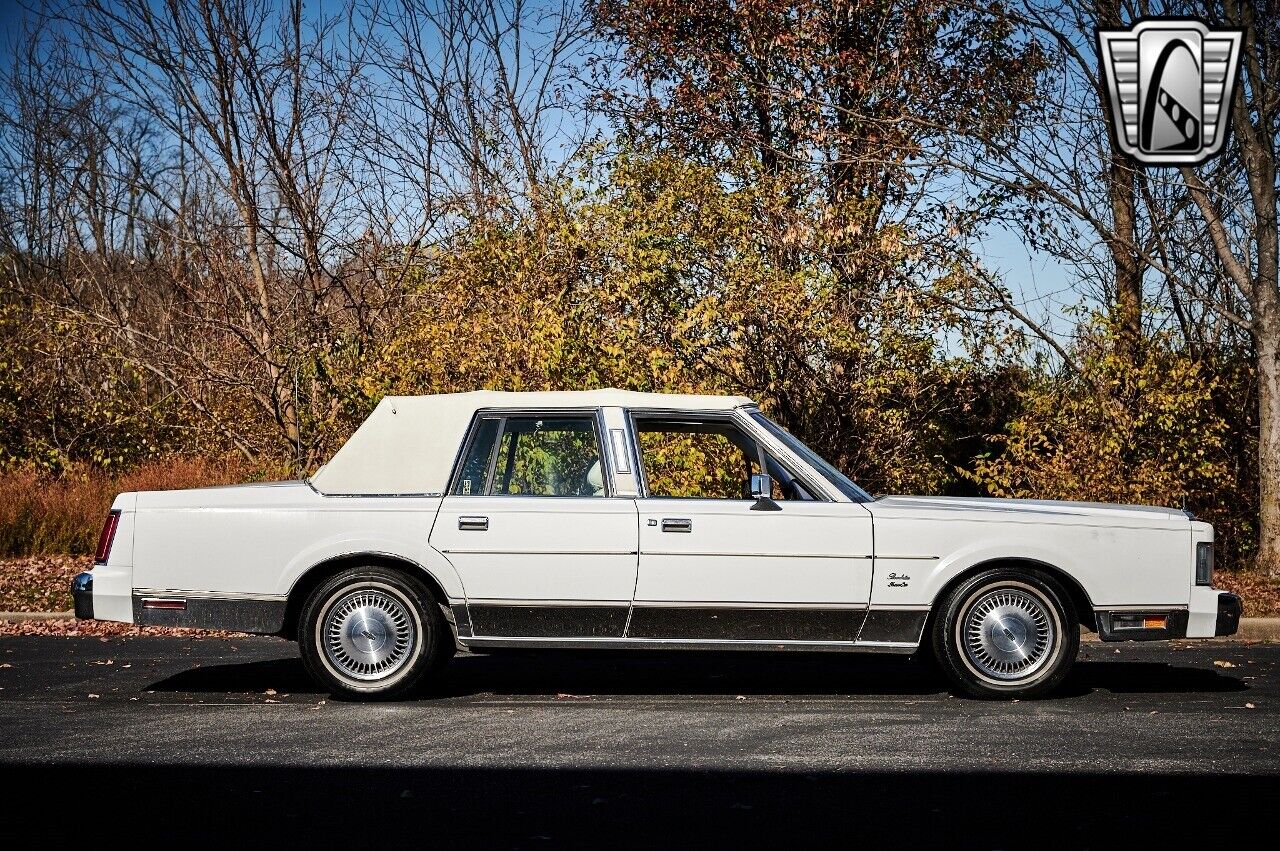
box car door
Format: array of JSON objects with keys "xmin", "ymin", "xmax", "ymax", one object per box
[
  {"xmin": 629, "ymin": 413, "xmax": 874, "ymax": 642},
  {"xmin": 431, "ymin": 410, "xmax": 638, "ymax": 638}
]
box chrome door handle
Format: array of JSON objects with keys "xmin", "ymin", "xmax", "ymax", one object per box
[
  {"xmin": 661, "ymin": 518, "xmax": 692, "ymax": 533},
  {"xmin": 458, "ymin": 516, "xmax": 489, "ymax": 531}
]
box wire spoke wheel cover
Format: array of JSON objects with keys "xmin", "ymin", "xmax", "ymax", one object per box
[
  {"xmin": 320, "ymin": 585, "xmax": 418, "ymax": 682},
  {"xmin": 958, "ymin": 583, "xmax": 1060, "ymax": 685}
]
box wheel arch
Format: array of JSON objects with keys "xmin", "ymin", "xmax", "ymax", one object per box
[
  {"xmin": 281, "ymin": 553, "xmax": 454, "ymax": 641},
  {"xmin": 925, "ymin": 558, "xmax": 1097, "ymax": 636}
]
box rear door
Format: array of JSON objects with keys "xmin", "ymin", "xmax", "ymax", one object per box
[
  {"xmin": 431, "ymin": 411, "xmax": 638, "ymax": 638},
  {"xmin": 629, "ymin": 413, "xmax": 874, "ymax": 642}
]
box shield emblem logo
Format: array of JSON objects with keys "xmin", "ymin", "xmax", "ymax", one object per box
[{"xmin": 1097, "ymin": 19, "xmax": 1244, "ymax": 165}]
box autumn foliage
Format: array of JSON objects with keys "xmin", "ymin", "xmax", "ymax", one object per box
[{"xmin": 0, "ymin": 0, "xmax": 1272, "ymax": 591}]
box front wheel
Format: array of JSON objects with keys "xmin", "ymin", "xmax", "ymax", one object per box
[
  {"xmin": 932, "ymin": 568, "xmax": 1078, "ymax": 699},
  {"xmin": 298, "ymin": 566, "xmax": 450, "ymax": 700}
]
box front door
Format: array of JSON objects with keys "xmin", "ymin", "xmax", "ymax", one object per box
[
  {"xmin": 431, "ymin": 412, "xmax": 638, "ymax": 638},
  {"xmin": 629, "ymin": 414, "xmax": 874, "ymax": 642}
]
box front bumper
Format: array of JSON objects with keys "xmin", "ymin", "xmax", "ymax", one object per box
[
  {"xmin": 1097, "ymin": 591, "xmax": 1243, "ymax": 641},
  {"xmin": 1096, "ymin": 608, "xmax": 1188, "ymax": 642},
  {"xmin": 72, "ymin": 572, "xmax": 94, "ymax": 619},
  {"xmin": 1215, "ymin": 592, "xmax": 1242, "ymax": 637}
]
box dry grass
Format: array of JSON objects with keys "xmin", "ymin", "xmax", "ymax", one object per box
[{"xmin": 0, "ymin": 456, "xmax": 258, "ymax": 557}]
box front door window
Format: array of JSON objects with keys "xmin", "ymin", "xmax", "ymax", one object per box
[{"xmin": 634, "ymin": 417, "xmax": 814, "ymax": 501}]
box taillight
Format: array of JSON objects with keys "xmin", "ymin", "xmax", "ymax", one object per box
[
  {"xmin": 1196, "ymin": 542, "xmax": 1214, "ymax": 586},
  {"xmin": 94, "ymin": 509, "xmax": 121, "ymax": 565}
]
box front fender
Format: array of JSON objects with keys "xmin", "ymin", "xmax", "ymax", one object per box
[{"xmin": 873, "ymin": 538, "xmax": 1090, "ymax": 608}]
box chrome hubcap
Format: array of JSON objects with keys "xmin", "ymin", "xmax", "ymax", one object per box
[
  {"xmin": 322, "ymin": 589, "xmax": 416, "ymax": 681},
  {"xmin": 962, "ymin": 587, "xmax": 1056, "ymax": 682}
]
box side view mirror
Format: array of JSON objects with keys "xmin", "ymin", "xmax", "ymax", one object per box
[
  {"xmin": 750, "ymin": 474, "xmax": 782, "ymax": 511},
  {"xmin": 750, "ymin": 474, "xmax": 772, "ymax": 498}
]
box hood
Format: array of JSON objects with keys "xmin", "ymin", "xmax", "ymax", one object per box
[{"xmin": 871, "ymin": 495, "xmax": 1189, "ymax": 526}]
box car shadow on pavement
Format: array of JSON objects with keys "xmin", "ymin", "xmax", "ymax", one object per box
[
  {"xmin": 6, "ymin": 762, "xmax": 1276, "ymax": 846},
  {"xmin": 1058, "ymin": 659, "xmax": 1248, "ymax": 696},
  {"xmin": 146, "ymin": 648, "xmax": 1247, "ymax": 700}
]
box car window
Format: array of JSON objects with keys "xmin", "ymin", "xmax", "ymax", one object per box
[
  {"xmin": 637, "ymin": 423, "xmax": 753, "ymax": 499},
  {"xmin": 453, "ymin": 417, "xmax": 501, "ymax": 495},
  {"xmin": 636, "ymin": 417, "xmax": 818, "ymax": 500},
  {"xmin": 489, "ymin": 416, "xmax": 605, "ymax": 497}
]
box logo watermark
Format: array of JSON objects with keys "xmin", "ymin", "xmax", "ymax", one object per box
[{"xmin": 1097, "ymin": 18, "xmax": 1244, "ymax": 166}]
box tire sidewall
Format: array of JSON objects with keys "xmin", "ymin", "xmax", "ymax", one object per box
[
  {"xmin": 932, "ymin": 568, "xmax": 1079, "ymax": 699},
  {"xmin": 298, "ymin": 567, "xmax": 446, "ymax": 699}
]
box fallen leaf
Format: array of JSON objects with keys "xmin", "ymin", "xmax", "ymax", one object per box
[
  {"xmin": 264, "ymin": 688, "xmax": 277, "ymax": 695},
  {"xmin": 1213, "ymin": 660, "xmax": 1236, "ymax": 668},
  {"xmin": 1245, "ymin": 703, "xmax": 1256, "ymax": 709}
]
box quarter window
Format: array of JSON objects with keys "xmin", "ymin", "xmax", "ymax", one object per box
[{"xmin": 453, "ymin": 418, "xmax": 500, "ymax": 495}]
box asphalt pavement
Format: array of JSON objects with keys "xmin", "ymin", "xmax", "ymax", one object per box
[{"xmin": 1, "ymin": 635, "xmax": 1277, "ymax": 847}]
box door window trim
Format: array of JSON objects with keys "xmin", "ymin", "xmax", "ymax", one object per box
[{"xmin": 447, "ymin": 407, "xmax": 615, "ymax": 498}]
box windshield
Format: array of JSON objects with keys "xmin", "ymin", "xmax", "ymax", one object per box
[{"xmin": 749, "ymin": 412, "xmax": 872, "ymax": 502}]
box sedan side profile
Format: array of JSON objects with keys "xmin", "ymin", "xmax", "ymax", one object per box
[{"xmin": 73, "ymin": 390, "xmax": 1242, "ymax": 699}]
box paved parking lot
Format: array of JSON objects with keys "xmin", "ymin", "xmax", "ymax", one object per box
[{"xmin": 2, "ymin": 635, "xmax": 1277, "ymax": 846}]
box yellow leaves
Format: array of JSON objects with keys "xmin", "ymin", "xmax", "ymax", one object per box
[{"xmin": 966, "ymin": 316, "xmax": 1232, "ymax": 516}]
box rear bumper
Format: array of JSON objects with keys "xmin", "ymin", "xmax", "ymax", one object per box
[{"xmin": 72, "ymin": 572, "xmax": 94, "ymax": 619}]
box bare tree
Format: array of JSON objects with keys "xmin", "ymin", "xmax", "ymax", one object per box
[
  {"xmin": 952, "ymin": 0, "xmax": 1279, "ymax": 579},
  {"xmin": 372, "ymin": 0, "xmax": 595, "ymax": 221}
]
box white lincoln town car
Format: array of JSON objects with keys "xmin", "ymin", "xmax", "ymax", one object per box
[{"xmin": 73, "ymin": 390, "xmax": 1241, "ymax": 699}]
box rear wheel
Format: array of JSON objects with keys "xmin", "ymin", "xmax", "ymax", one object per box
[
  {"xmin": 932, "ymin": 568, "xmax": 1078, "ymax": 699},
  {"xmin": 298, "ymin": 566, "xmax": 450, "ymax": 699}
]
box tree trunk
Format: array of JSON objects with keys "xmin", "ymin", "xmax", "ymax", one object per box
[
  {"xmin": 1106, "ymin": 153, "xmax": 1143, "ymax": 352},
  {"xmin": 1098, "ymin": 0, "xmax": 1143, "ymax": 354},
  {"xmin": 1258, "ymin": 297, "xmax": 1280, "ymax": 580}
]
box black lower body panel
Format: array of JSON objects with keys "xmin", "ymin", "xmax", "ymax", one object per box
[
  {"xmin": 858, "ymin": 609, "xmax": 929, "ymax": 644},
  {"xmin": 133, "ymin": 595, "xmax": 286, "ymax": 634},
  {"xmin": 627, "ymin": 606, "xmax": 866, "ymax": 641},
  {"xmin": 469, "ymin": 604, "xmax": 629, "ymax": 638}
]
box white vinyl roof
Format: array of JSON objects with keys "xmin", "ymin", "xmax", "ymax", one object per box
[{"xmin": 309, "ymin": 389, "xmax": 756, "ymax": 496}]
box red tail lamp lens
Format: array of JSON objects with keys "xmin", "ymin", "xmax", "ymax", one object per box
[{"xmin": 94, "ymin": 510, "xmax": 121, "ymax": 565}]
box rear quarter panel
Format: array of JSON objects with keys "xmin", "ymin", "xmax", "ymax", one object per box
[{"xmin": 131, "ymin": 483, "xmax": 461, "ymax": 600}]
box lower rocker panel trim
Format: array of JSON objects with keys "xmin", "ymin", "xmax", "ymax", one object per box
[{"xmin": 462, "ymin": 636, "xmax": 919, "ymax": 654}]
